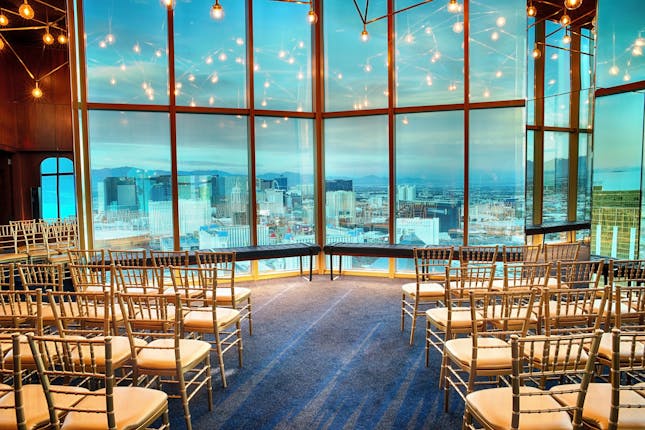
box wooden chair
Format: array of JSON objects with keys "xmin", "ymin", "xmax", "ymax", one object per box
[
  {"xmin": 27, "ymin": 333, "xmax": 169, "ymax": 430},
  {"xmin": 108, "ymin": 249, "xmax": 148, "ymax": 267},
  {"xmin": 603, "ymin": 258, "xmax": 645, "ymax": 330},
  {"xmin": 195, "ymin": 250, "xmax": 253, "ymax": 335},
  {"xmin": 502, "ymin": 244, "xmax": 542, "ymax": 264},
  {"xmin": 550, "ymin": 329, "xmax": 645, "ymax": 430},
  {"xmin": 16, "ymin": 262, "xmax": 65, "ymax": 292},
  {"xmin": 69, "ymin": 263, "xmax": 114, "ymax": 294},
  {"xmin": 117, "ymin": 291, "xmax": 212, "ymax": 430},
  {"xmin": 459, "ymin": 245, "xmax": 499, "ymax": 265},
  {"xmin": 15, "ymin": 220, "xmax": 50, "ymax": 263},
  {"xmin": 67, "ymin": 249, "xmax": 106, "ymax": 266},
  {"xmin": 462, "ymin": 329, "xmax": 603, "ymax": 430},
  {"xmin": 0, "ymin": 263, "xmax": 14, "ymax": 290},
  {"xmin": 114, "ymin": 264, "xmax": 166, "ymax": 295},
  {"xmin": 425, "ymin": 264, "xmax": 495, "ymax": 363},
  {"xmin": 0, "ymin": 289, "xmax": 44, "ymax": 370},
  {"xmin": 171, "ymin": 266, "xmax": 243, "ymax": 388},
  {"xmin": 0, "ymin": 224, "xmax": 28, "ymax": 264},
  {"xmin": 150, "ymin": 250, "xmax": 191, "ymax": 287},
  {"xmin": 543, "ymin": 241, "xmax": 581, "ymax": 264},
  {"xmin": 401, "ymin": 246, "xmax": 453, "ymax": 345},
  {"xmin": 441, "ymin": 288, "xmax": 539, "ymax": 411}
]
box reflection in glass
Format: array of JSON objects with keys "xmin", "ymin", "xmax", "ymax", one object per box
[
  {"xmin": 83, "ymin": 0, "xmax": 168, "ymax": 104},
  {"xmin": 174, "ymin": 1, "xmax": 246, "ymax": 108},
  {"xmin": 89, "ymin": 111, "xmax": 171, "ymax": 250},
  {"xmin": 40, "ymin": 158, "xmax": 76, "ymax": 220},
  {"xmin": 469, "ymin": 108, "xmax": 525, "ymax": 245},
  {"xmin": 325, "ymin": 116, "xmax": 389, "ymax": 271},
  {"xmin": 176, "ymin": 114, "xmax": 249, "ymax": 252},
  {"xmin": 255, "ymin": 116, "xmax": 315, "ymax": 272},
  {"xmin": 542, "ymin": 131, "xmax": 569, "ymax": 224},
  {"xmin": 544, "ymin": 21, "xmax": 570, "ymax": 127}
]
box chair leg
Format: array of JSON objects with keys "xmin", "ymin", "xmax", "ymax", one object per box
[
  {"xmin": 178, "ymin": 373, "xmax": 193, "ymax": 430},
  {"xmin": 425, "ymin": 320, "xmax": 430, "ymax": 367},
  {"xmin": 206, "ymin": 355, "xmax": 213, "ymax": 412},
  {"xmin": 247, "ymin": 298, "xmax": 253, "ymax": 336},
  {"xmin": 401, "ymin": 294, "xmax": 406, "ymax": 332},
  {"xmin": 409, "ymin": 301, "xmax": 419, "ymax": 346},
  {"xmin": 215, "ymin": 336, "xmax": 228, "ymax": 388},
  {"xmin": 237, "ymin": 321, "xmax": 243, "ymax": 367},
  {"xmin": 462, "ymin": 406, "xmax": 472, "ymax": 430}
]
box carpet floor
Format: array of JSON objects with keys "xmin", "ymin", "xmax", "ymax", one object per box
[{"xmin": 169, "ymin": 275, "xmax": 465, "ymax": 429}]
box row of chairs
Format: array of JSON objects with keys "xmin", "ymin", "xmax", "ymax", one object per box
[
  {"xmin": 0, "ymin": 219, "xmax": 78, "ymax": 265},
  {"xmin": 0, "ymin": 263, "xmax": 244, "ymax": 430}
]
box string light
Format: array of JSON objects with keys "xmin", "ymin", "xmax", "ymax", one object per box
[
  {"xmin": 527, "ymin": 1, "xmax": 537, "ymax": 17},
  {"xmin": 0, "ymin": 38, "xmax": 4, "ymax": 51},
  {"xmin": 563, "ymin": 29, "xmax": 571, "ymax": 44},
  {"xmin": 18, "ymin": 0, "xmax": 34, "ymax": 19},
  {"xmin": 57, "ymin": 33, "xmax": 68, "ymax": 44},
  {"xmin": 564, "ymin": 0, "xmax": 583, "ymax": 10},
  {"xmin": 32, "ymin": 82, "xmax": 43, "ymax": 98},
  {"xmin": 43, "ymin": 27, "xmax": 54, "ymax": 45},
  {"xmin": 0, "ymin": 13, "xmax": 8, "ymax": 26},
  {"xmin": 360, "ymin": 24, "xmax": 369, "ymax": 42},
  {"xmin": 560, "ymin": 12, "xmax": 571, "ymax": 26},
  {"xmin": 210, "ymin": 0, "xmax": 224, "ymax": 20},
  {"xmin": 307, "ymin": 7, "xmax": 317, "ymax": 24},
  {"xmin": 532, "ymin": 43, "xmax": 542, "ymax": 59}
]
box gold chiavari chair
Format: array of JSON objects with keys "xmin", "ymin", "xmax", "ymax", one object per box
[
  {"xmin": 117, "ymin": 292, "xmax": 212, "ymax": 430},
  {"xmin": 502, "ymin": 244, "xmax": 542, "ymax": 264},
  {"xmin": 459, "ymin": 245, "xmax": 499, "ymax": 265},
  {"xmin": 171, "ymin": 266, "xmax": 243, "ymax": 388},
  {"xmin": 195, "ymin": 250, "xmax": 253, "ymax": 335},
  {"xmin": 543, "ymin": 241, "xmax": 581, "ymax": 264},
  {"xmin": 114, "ymin": 264, "xmax": 166, "ymax": 295},
  {"xmin": 67, "ymin": 249, "xmax": 106, "ymax": 266},
  {"xmin": 108, "ymin": 249, "xmax": 148, "ymax": 267},
  {"xmin": 462, "ymin": 330, "xmax": 603, "ymax": 430},
  {"xmin": 27, "ymin": 334, "xmax": 169, "ymax": 430},
  {"xmin": 401, "ymin": 246, "xmax": 454, "ymax": 345},
  {"xmin": 0, "ymin": 225, "xmax": 28, "ymax": 264},
  {"xmin": 0, "ymin": 263, "xmax": 14, "ymax": 290}
]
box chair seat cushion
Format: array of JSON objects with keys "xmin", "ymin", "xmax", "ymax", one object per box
[
  {"xmin": 550, "ymin": 382, "xmax": 645, "ymax": 430},
  {"xmin": 426, "ymin": 307, "xmax": 480, "ymax": 330},
  {"xmin": 205, "ymin": 287, "xmax": 251, "ymax": 304},
  {"xmin": 523, "ymin": 336, "xmax": 589, "ymax": 368},
  {"xmin": 184, "ymin": 307, "xmax": 241, "ymax": 331},
  {"xmin": 71, "ymin": 336, "xmax": 134, "ymax": 368},
  {"xmin": 0, "ymin": 252, "xmax": 28, "ymax": 263},
  {"xmin": 136, "ymin": 338, "xmax": 210, "ymax": 371},
  {"xmin": 61, "ymin": 386, "xmax": 168, "ymax": 430},
  {"xmin": 401, "ymin": 282, "xmax": 445, "ymax": 298},
  {"xmin": 596, "ymin": 332, "xmax": 645, "ymax": 363},
  {"xmin": 466, "ymin": 386, "xmax": 575, "ymax": 430},
  {"xmin": 0, "ymin": 384, "xmax": 89, "ymax": 430},
  {"xmin": 444, "ymin": 337, "xmax": 512, "ymax": 370}
]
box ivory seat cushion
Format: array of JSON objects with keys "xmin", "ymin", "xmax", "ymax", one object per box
[
  {"xmin": 0, "ymin": 384, "xmax": 89, "ymax": 430},
  {"xmin": 596, "ymin": 332, "xmax": 645, "ymax": 362},
  {"xmin": 60, "ymin": 386, "xmax": 168, "ymax": 430},
  {"xmin": 183, "ymin": 307, "xmax": 241, "ymax": 331},
  {"xmin": 426, "ymin": 307, "xmax": 481, "ymax": 330},
  {"xmin": 70, "ymin": 336, "xmax": 135, "ymax": 368},
  {"xmin": 205, "ymin": 287, "xmax": 251, "ymax": 303},
  {"xmin": 0, "ymin": 252, "xmax": 28, "ymax": 263},
  {"xmin": 523, "ymin": 336, "xmax": 589, "ymax": 367},
  {"xmin": 444, "ymin": 337, "xmax": 512, "ymax": 370},
  {"xmin": 550, "ymin": 382, "xmax": 645, "ymax": 430},
  {"xmin": 401, "ymin": 282, "xmax": 445, "ymax": 298},
  {"xmin": 136, "ymin": 338, "xmax": 210, "ymax": 371},
  {"xmin": 466, "ymin": 386, "xmax": 574, "ymax": 430}
]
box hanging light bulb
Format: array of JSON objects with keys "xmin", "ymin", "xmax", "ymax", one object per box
[
  {"xmin": 532, "ymin": 43, "xmax": 542, "ymax": 59},
  {"xmin": 57, "ymin": 33, "xmax": 68, "ymax": 44},
  {"xmin": 210, "ymin": 0, "xmax": 224, "ymax": 20},
  {"xmin": 563, "ymin": 29, "xmax": 571, "ymax": 44},
  {"xmin": 32, "ymin": 82, "xmax": 43, "ymax": 98},
  {"xmin": 560, "ymin": 12, "xmax": 571, "ymax": 26},
  {"xmin": 307, "ymin": 8, "xmax": 317, "ymax": 24},
  {"xmin": 0, "ymin": 13, "xmax": 8, "ymax": 26},
  {"xmin": 447, "ymin": 0, "xmax": 459, "ymax": 13},
  {"xmin": 0, "ymin": 38, "xmax": 4, "ymax": 51},
  {"xmin": 43, "ymin": 27, "xmax": 54, "ymax": 45},
  {"xmin": 360, "ymin": 24, "xmax": 369, "ymax": 42},
  {"xmin": 527, "ymin": 3, "xmax": 537, "ymax": 17},
  {"xmin": 18, "ymin": 0, "xmax": 34, "ymax": 19},
  {"xmin": 564, "ymin": 0, "xmax": 583, "ymax": 10}
]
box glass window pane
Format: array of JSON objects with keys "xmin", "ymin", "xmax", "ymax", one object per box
[
  {"xmin": 83, "ymin": 0, "xmax": 168, "ymax": 104},
  {"xmin": 41, "ymin": 176, "xmax": 58, "ymax": 220},
  {"xmin": 174, "ymin": 1, "xmax": 246, "ymax": 108},
  {"xmin": 592, "ymin": 93, "xmax": 644, "ymax": 258},
  {"xmin": 325, "ymin": 0, "xmax": 388, "ymax": 111},
  {"xmin": 577, "ymin": 133, "xmax": 591, "ymax": 222},
  {"xmin": 41, "ymin": 158, "xmax": 58, "ymax": 174},
  {"xmin": 395, "ymin": 0, "xmax": 464, "ymax": 106},
  {"xmin": 325, "ymin": 116, "xmax": 389, "ymax": 271},
  {"xmin": 469, "ymin": 0, "xmax": 526, "ymax": 103},
  {"xmin": 89, "ymin": 111, "xmax": 171, "ymax": 250},
  {"xmin": 526, "ymin": 130, "xmax": 534, "ymax": 225},
  {"xmin": 469, "ymin": 108, "xmax": 525, "ymax": 245},
  {"xmin": 542, "ymin": 131, "xmax": 569, "ymax": 224},
  {"xmin": 59, "ymin": 158, "xmax": 74, "ymax": 174},
  {"xmin": 59, "ymin": 175, "xmax": 77, "ymax": 219},
  {"xmin": 176, "ymin": 114, "xmax": 249, "ymax": 251},
  {"xmin": 597, "ymin": 0, "xmax": 645, "ymax": 88},
  {"xmin": 543, "ymin": 21, "xmax": 570, "ymax": 127},
  {"xmin": 255, "ymin": 116, "xmax": 314, "ymax": 273},
  {"xmin": 253, "ymin": 1, "xmax": 312, "ymax": 111}
]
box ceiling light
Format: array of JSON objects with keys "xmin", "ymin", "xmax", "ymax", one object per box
[
  {"xmin": 18, "ymin": 0, "xmax": 34, "ymax": 19},
  {"xmin": 43, "ymin": 28, "xmax": 54, "ymax": 45},
  {"xmin": 532, "ymin": 43, "xmax": 542, "ymax": 59},
  {"xmin": 0, "ymin": 13, "xmax": 8, "ymax": 26},
  {"xmin": 360, "ymin": 25, "xmax": 369, "ymax": 42},
  {"xmin": 0, "ymin": 38, "xmax": 4, "ymax": 50},
  {"xmin": 57, "ymin": 33, "xmax": 68, "ymax": 44},
  {"xmin": 527, "ymin": 4, "xmax": 537, "ymax": 17},
  {"xmin": 564, "ymin": 0, "xmax": 583, "ymax": 10},
  {"xmin": 211, "ymin": 0, "xmax": 224, "ymax": 20},
  {"xmin": 32, "ymin": 82, "xmax": 43, "ymax": 98},
  {"xmin": 307, "ymin": 8, "xmax": 317, "ymax": 24},
  {"xmin": 560, "ymin": 12, "xmax": 571, "ymax": 26},
  {"xmin": 563, "ymin": 29, "xmax": 571, "ymax": 44},
  {"xmin": 447, "ymin": 0, "xmax": 459, "ymax": 13}
]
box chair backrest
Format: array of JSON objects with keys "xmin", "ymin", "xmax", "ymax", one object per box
[
  {"xmin": 554, "ymin": 260, "xmax": 603, "ymax": 290},
  {"xmin": 169, "ymin": 265, "xmax": 216, "ymax": 302},
  {"xmin": 47, "ymin": 290, "xmax": 112, "ymax": 338},
  {"xmin": 113, "ymin": 264, "xmax": 163, "ymax": 294},
  {"xmin": 470, "ymin": 288, "xmax": 539, "ymax": 338},
  {"xmin": 608, "ymin": 329, "xmax": 645, "ymax": 430},
  {"xmin": 502, "ymin": 262, "xmax": 551, "ymax": 291},
  {"xmin": 150, "ymin": 250, "xmax": 190, "ymax": 268},
  {"xmin": 541, "ymin": 286, "xmax": 609, "ymax": 336},
  {"xmin": 414, "ymin": 246, "xmax": 453, "ymax": 283},
  {"xmin": 0, "ymin": 263, "xmax": 14, "ymax": 289},
  {"xmin": 16, "ymin": 263, "xmax": 65, "ymax": 291},
  {"xmin": 68, "ymin": 249, "xmax": 105, "ymax": 266},
  {"xmin": 0, "ymin": 334, "xmax": 28, "ymax": 430},
  {"xmin": 45, "ymin": 220, "xmax": 78, "ymax": 253},
  {"xmin": 195, "ymin": 250, "xmax": 236, "ymax": 285},
  {"xmin": 108, "ymin": 249, "xmax": 147, "ymax": 266},
  {"xmin": 612, "ymin": 283, "xmax": 645, "ymax": 330},
  {"xmin": 502, "ymin": 244, "xmax": 542, "ymax": 263},
  {"xmin": 444, "ymin": 264, "xmax": 495, "ymax": 311},
  {"xmin": 0, "ymin": 289, "xmax": 43, "ymax": 335},
  {"xmin": 459, "ymin": 245, "xmax": 499, "ymax": 265},
  {"xmin": 0, "ymin": 224, "xmax": 23, "ymax": 258},
  {"xmin": 18, "ymin": 220, "xmax": 49, "ymax": 255},
  {"xmin": 510, "ymin": 330, "xmax": 603, "ymax": 430},
  {"xmin": 69, "ymin": 263, "xmax": 114, "ymax": 293},
  {"xmin": 27, "ymin": 334, "xmax": 115, "ymax": 429},
  {"xmin": 543, "ymin": 241, "xmax": 581, "ymax": 263}
]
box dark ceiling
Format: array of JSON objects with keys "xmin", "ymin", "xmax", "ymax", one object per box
[
  {"xmin": 0, "ymin": 0, "xmax": 67, "ymax": 47},
  {"xmin": 532, "ymin": 0, "xmax": 596, "ymax": 29}
]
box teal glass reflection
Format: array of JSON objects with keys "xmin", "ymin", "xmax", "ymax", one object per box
[{"xmin": 542, "ymin": 131, "xmax": 569, "ymax": 224}]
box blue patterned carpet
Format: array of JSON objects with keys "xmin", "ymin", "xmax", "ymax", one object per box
[{"xmin": 170, "ymin": 276, "xmax": 464, "ymax": 430}]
